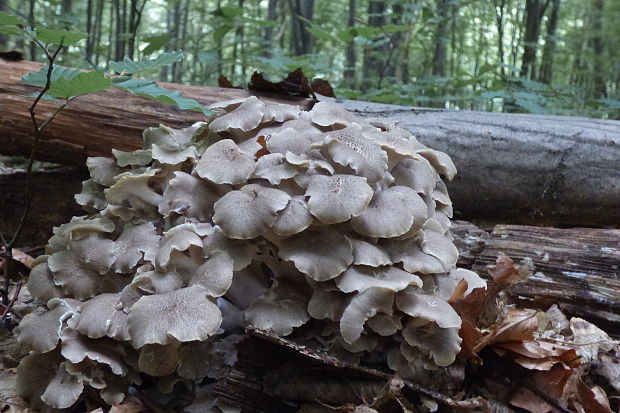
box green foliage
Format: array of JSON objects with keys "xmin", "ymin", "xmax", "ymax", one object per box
[
  {"xmin": 48, "ymin": 71, "xmax": 112, "ymax": 98},
  {"xmin": 0, "ymin": 11, "xmax": 25, "ymax": 35},
  {"xmin": 141, "ymin": 33, "xmax": 172, "ymax": 55},
  {"xmin": 110, "ymin": 51, "xmax": 184, "ymax": 75},
  {"xmin": 34, "ymin": 27, "xmax": 88, "ymax": 46},
  {"xmin": 22, "ymin": 66, "xmax": 84, "ymax": 86},
  {"xmin": 115, "ymin": 78, "xmax": 211, "ymax": 115}
]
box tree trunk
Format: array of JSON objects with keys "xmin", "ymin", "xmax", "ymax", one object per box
[
  {"xmin": 362, "ymin": 1, "xmax": 386, "ymax": 88},
  {"xmin": 344, "ymin": 0, "xmax": 356, "ymax": 85},
  {"xmin": 1, "ymin": 60, "xmax": 619, "ymax": 227},
  {"xmin": 538, "ymin": 0, "xmax": 560, "ymax": 84},
  {"xmin": 262, "ymin": 0, "xmax": 278, "ymax": 57},
  {"xmin": 432, "ymin": 0, "xmax": 450, "ymax": 77},
  {"xmin": 520, "ymin": 0, "xmax": 545, "ymax": 79},
  {"xmin": 590, "ymin": 0, "xmax": 606, "ymax": 98},
  {"xmin": 0, "ymin": 0, "xmax": 7, "ymax": 48},
  {"xmin": 494, "ymin": 0, "xmax": 506, "ymax": 76}
]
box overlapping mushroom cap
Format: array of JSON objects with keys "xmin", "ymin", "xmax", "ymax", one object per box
[{"xmin": 16, "ymin": 97, "xmax": 483, "ymax": 410}]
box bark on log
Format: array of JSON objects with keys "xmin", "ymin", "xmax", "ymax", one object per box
[
  {"xmin": 1, "ymin": 60, "xmax": 619, "ymax": 226},
  {"xmin": 0, "ymin": 167, "xmax": 86, "ymax": 246},
  {"xmin": 452, "ymin": 223, "xmax": 620, "ymax": 337}
]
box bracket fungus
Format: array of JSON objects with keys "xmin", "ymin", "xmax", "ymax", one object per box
[{"xmin": 16, "ymin": 97, "xmax": 484, "ymax": 409}]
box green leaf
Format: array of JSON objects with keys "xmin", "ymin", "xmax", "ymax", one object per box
[
  {"xmin": 0, "ymin": 11, "xmax": 25, "ymax": 26},
  {"xmin": 35, "ymin": 27, "xmax": 87, "ymax": 46},
  {"xmin": 219, "ymin": 6, "xmax": 243, "ymax": 18},
  {"xmin": 47, "ymin": 71, "xmax": 113, "ymax": 98},
  {"xmin": 213, "ymin": 24, "xmax": 233, "ymax": 42},
  {"xmin": 115, "ymin": 78, "xmax": 212, "ymax": 115},
  {"xmin": 0, "ymin": 25, "xmax": 22, "ymax": 35},
  {"xmin": 141, "ymin": 33, "xmax": 172, "ymax": 55},
  {"xmin": 307, "ymin": 27, "xmax": 342, "ymax": 43},
  {"xmin": 110, "ymin": 51, "xmax": 184, "ymax": 75},
  {"xmin": 22, "ymin": 66, "xmax": 84, "ymax": 87}
]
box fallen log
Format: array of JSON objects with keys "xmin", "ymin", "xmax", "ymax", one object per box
[
  {"xmin": 1, "ymin": 60, "xmax": 619, "ymax": 226},
  {"xmin": 0, "ymin": 167, "xmax": 86, "ymax": 246}
]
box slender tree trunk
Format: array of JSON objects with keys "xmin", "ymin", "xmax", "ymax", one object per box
[
  {"xmin": 520, "ymin": 0, "xmax": 546, "ymax": 79},
  {"xmin": 94, "ymin": 0, "xmax": 104, "ymax": 66},
  {"xmin": 494, "ymin": 0, "xmax": 506, "ymax": 76},
  {"xmin": 590, "ymin": 0, "xmax": 606, "ymax": 98},
  {"xmin": 432, "ymin": 0, "xmax": 450, "ymax": 77},
  {"xmin": 288, "ymin": 0, "xmax": 313, "ymax": 55},
  {"xmin": 344, "ymin": 0, "xmax": 357, "ymax": 84},
  {"xmin": 0, "ymin": 0, "xmax": 8, "ymax": 48},
  {"xmin": 538, "ymin": 0, "xmax": 560, "ymax": 84},
  {"xmin": 263, "ymin": 0, "xmax": 278, "ymax": 57},
  {"xmin": 173, "ymin": 0, "xmax": 190, "ymax": 82},
  {"xmin": 85, "ymin": 0, "xmax": 94, "ymax": 62},
  {"xmin": 362, "ymin": 1, "xmax": 386, "ymax": 87}
]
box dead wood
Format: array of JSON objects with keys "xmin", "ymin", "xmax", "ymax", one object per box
[{"xmin": 1, "ymin": 60, "xmax": 619, "ymax": 226}]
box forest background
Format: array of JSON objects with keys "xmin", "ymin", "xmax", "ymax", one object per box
[{"xmin": 1, "ymin": 0, "xmax": 619, "ymax": 119}]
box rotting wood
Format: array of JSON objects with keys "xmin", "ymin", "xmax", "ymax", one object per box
[
  {"xmin": 1, "ymin": 60, "xmax": 619, "ymax": 226},
  {"xmin": 457, "ymin": 224, "xmax": 620, "ymax": 337},
  {"xmin": 0, "ymin": 167, "xmax": 86, "ymax": 247}
]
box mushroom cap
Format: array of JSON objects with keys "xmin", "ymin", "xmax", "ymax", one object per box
[
  {"xmin": 321, "ymin": 124, "xmax": 389, "ymax": 183},
  {"xmin": 416, "ymin": 148, "xmax": 457, "ymax": 180},
  {"xmin": 307, "ymin": 287, "xmax": 347, "ymax": 321},
  {"xmin": 340, "ymin": 287, "xmax": 394, "ymax": 344},
  {"xmin": 112, "ymin": 148, "xmax": 153, "ymax": 167},
  {"xmin": 305, "ymin": 174, "xmax": 373, "ymax": 224},
  {"xmin": 195, "ymin": 139, "xmax": 256, "ymax": 185},
  {"xmin": 74, "ymin": 293, "xmax": 129, "ymax": 340},
  {"xmin": 152, "ymin": 144, "xmax": 199, "ymax": 165},
  {"xmin": 348, "ymin": 237, "xmax": 392, "ymax": 267},
  {"xmin": 271, "ymin": 195, "xmax": 314, "ymax": 236},
  {"xmin": 28, "ymin": 257, "xmax": 66, "ymax": 302},
  {"xmin": 335, "ymin": 266, "xmax": 422, "ymax": 293},
  {"xmin": 395, "ymin": 287, "xmax": 461, "ymax": 329},
  {"xmin": 60, "ymin": 328, "xmax": 127, "ymax": 376},
  {"xmin": 16, "ymin": 351, "xmax": 63, "ymax": 411},
  {"xmin": 262, "ymin": 103, "xmax": 300, "ymax": 123},
  {"xmin": 155, "ymin": 223, "xmax": 205, "ymax": 268},
  {"xmin": 310, "ymin": 101, "xmax": 365, "ymax": 128},
  {"xmin": 127, "ymin": 285, "xmax": 222, "ymax": 348},
  {"xmin": 244, "ymin": 281, "xmax": 310, "ymax": 336},
  {"xmin": 105, "ymin": 168, "xmax": 163, "ymax": 208},
  {"xmin": 159, "ymin": 171, "xmax": 219, "ymax": 221},
  {"xmin": 278, "ymin": 228, "xmax": 353, "ymax": 281},
  {"xmin": 202, "ymin": 225, "xmax": 257, "ymax": 271},
  {"xmin": 189, "ymin": 250, "xmax": 235, "ymax": 297},
  {"xmin": 253, "ymin": 153, "xmax": 299, "ymax": 185},
  {"xmin": 213, "ymin": 184, "xmax": 290, "ymax": 239},
  {"xmin": 113, "ymin": 222, "xmax": 160, "ymax": 273},
  {"xmin": 351, "ymin": 186, "xmax": 427, "ymax": 238},
  {"xmin": 87, "ymin": 157, "xmax": 122, "ymax": 187},
  {"xmin": 418, "ymin": 219, "xmax": 458, "ymax": 268},
  {"xmin": 402, "ymin": 321, "xmax": 462, "ymax": 366},
  {"xmin": 266, "ymin": 127, "xmax": 312, "ymax": 155},
  {"xmin": 392, "ymin": 157, "xmax": 439, "ymax": 196},
  {"xmin": 209, "ymin": 96, "xmax": 265, "ymax": 133},
  {"xmin": 15, "ymin": 298, "xmax": 76, "ymax": 354},
  {"xmin": 40, "ymin": 362, "xmax": 84, "ymax": 409},
  {"xmin": 48, "ymin": 250, "xmax": 103, "ymax": 300}
]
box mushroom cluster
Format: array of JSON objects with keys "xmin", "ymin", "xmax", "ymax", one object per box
[{"xmin": 15, "ymin": 97, "xmax": 485, "ymax": 410}]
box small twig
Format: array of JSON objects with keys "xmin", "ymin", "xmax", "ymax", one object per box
[
  {"xmin": 1, "ymin": 40, "xmax": 64, "ymax": 309},
  {"xmin": 0, "ymin": 282, "xmax": 23, "ymax": 322}
]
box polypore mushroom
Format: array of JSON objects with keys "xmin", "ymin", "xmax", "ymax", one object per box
[{"xmin": 16, "ymin": 96, "xmax": 474, "ymax": 410}]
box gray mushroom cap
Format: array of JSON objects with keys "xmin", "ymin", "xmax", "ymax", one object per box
[
  {"xmin": 392, "ymin": 157, "xmax": 440, "ymax": 196},
  {"xmin": 351, "ymin": 186, "xmax": 427, "ymax": 238},
  {"xmin": 305, "ymin": 174, "xmax": 373, "ymax": 224},
  {"xmin": 209, "ymin": 96, "xmax": 265, "ymax": 133},
  {"xmin": 335, "ymin": 266, "xmax": 422, "ymax": 293},
  {"xmin": 15, "ymin": 298, "xmax": 76, "ymax": 354},
  {"xmin": 253, "ymin": 153, "xmax": 299, "ymax": 185},
  {"xmin": 40, "ymin": 362, "xmax": 84, "ymax": 409},
  {"xmin": 278, "ymin": 228, "xmax": 353, "ymax": 281},
  {"xmin": 127, "ymin": 285, "xmax": 222, "ymax": 348},
  {"xmin": 244, "ymin": 281, "xmax": 310, "ymax": 336},
  {"xmin": 195, "ymin": 139, "xmax": 256, "ymax": 185},
  {"xmin": 271, "ymin": 195, "xmax": 314, "ymax": 236},
  {"xmin": 395, "ymin": 286, "xmax": 461, "ymax": 329},
  {"xmin": 112, "ymin": 222, "xmax": 160, "ymax": 273},
  {"xmin": 266, "ymin": 127, "xmax": 313, "ymax": 155},
  {"xmin": 213, "ymin": 184, "xmax": 290, "ymax": 239},
  {"xmin": 28, "ymin": 257, "xmax": 66, "ymax": 302},
  {"xmin": 348, "ymin": 237, "xmax": 392, "ymax": 267},
  {"xmin": 60, "ymin": 328, "xmax": 127, "ymax": 376},
  {"xmin": 73, "ymin": 293, "xmax": 129, "ymax": 340},
  {"xmin": 189, "ymin": 250, "xmax": 235, "ymax": 297},
  {"xmin": 321, "ymin": 124, "xmax": 389, "ymax": 183},
  {"xmin": 340, "ymin": 287, "xmax": 394, "ymax": 344}
]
